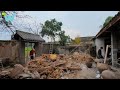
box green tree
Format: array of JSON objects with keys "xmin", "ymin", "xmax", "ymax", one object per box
[
  {"xmin": 103, "ymin": 16, "xmax": 113, "ymax": 27},
  {"xmin": 40, "ymin": 18, "xmax": 62, "ymax": 42},
  {"xmin": 58, "ymin": 30, "xmax": 71, "ymax": 46}
]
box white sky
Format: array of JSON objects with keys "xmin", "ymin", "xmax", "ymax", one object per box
[{"xmin": 0, "ymin": 11, "xmax": 118, "ymax": 42}]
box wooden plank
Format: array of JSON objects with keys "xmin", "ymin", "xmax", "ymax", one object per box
[
  {"xmin": 104, "ymin": 45, "xmax": 109, "ymax": 64},
  {"xmin": 104, "ymin": 45, "xmax": 111, "ymax": 64}
]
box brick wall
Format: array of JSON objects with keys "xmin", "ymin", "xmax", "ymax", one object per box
[{"xmin": 0, "ymin": 40, "xmax": 19, "ymax": 63}]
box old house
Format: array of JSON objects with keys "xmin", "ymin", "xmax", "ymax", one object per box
[
  {"xmin": 94, "ymin": 11, "xmax": 120, "ymax": 67},
  {"xmin": 0, "ymin": 30, "xmax": 45, "ymax": 65}
]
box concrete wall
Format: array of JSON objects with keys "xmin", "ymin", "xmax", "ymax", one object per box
[
  {"xmin": 111, "ymin": 31, "xmax": 120, "ymax": 66},
  {"xmin": 95, "ymin": 38, "xmax": 105, "ymax": 57},
  {"xmin": 42, "ymin": 43, "xmax": 93, "ymax": 55},
  {"xmin": 58, "ymin": 47, "xmax": 69, "ymax": 54},
  {"xmin": 42, "ymin": 44, "xmax": 60, "ymax": 54}
]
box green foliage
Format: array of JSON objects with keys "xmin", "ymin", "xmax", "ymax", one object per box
[
  {"xmin": 25, "ymin": 47, "xmax": 32, "ymax": 57},
  {"xmin": 58, "ymin": 30, "xmax": 71, "ymax": 46},
  {"xmin": 40, "ymin": 18, "xmax": 62, "ymax": 42},
  {"xmin": 71, "ymin": 36, "xmax": 81, "ymax": 45},
  {"xmin": 40, "ymin": 18, "xmax": 71, "ymax": 46},
  {"xmin": 103, "ymin": 16, "xmax": 113, "ymax": 27}
]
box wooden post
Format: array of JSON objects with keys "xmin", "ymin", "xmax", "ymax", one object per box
[{"xmin": 27, "ymin": 42, "xmax": 29, "ymax": 62}]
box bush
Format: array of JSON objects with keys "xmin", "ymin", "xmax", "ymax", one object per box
[{"xmin": 53, "ymin": 48, "xmax": 59, "ymax": 54}]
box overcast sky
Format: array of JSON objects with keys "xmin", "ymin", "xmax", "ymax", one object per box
[{"xmin": 0, "ymin": 11, "xmax": 118, "ymax": 41}]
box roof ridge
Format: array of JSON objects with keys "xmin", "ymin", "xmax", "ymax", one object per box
[
  {"xmin": 14, "ymin": 30, "xmax": 45, "ymax": 42},
  {"xmin": 16, "ymin": 30, "xmax": 40, "ymax": 36}
]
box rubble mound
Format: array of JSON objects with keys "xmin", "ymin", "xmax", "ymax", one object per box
[
  {"xmin": 0, "ymin": 52, "xmax": 97, "ymax": 79},
  {"xmin": 26, "ymin": 52, "xmax": 95, "ymax": 79}
]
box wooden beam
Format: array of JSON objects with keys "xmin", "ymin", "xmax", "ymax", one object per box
[{"xmin": 104, "ymin": 45, "xmax": 111, "ymax": 64}]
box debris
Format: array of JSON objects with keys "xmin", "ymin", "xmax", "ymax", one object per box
[
  {"xmin": 0, "ymin": 68, "xmax": 13, "ymax": 79},
  {"xmin": 17, "ymin": 73, "xmax": 32, "ymax": 79},
  {"xmin": 58, "ymin": 54, "xmax": 65, "ymax": 60},
  {"xmin": 49, "ymin": 54, "xmax": 57, "ymax": 61},
  {"xmin": 9, "ymin": 64, "xmax": 24, "ymax": 78},
  {"xmin": 67, "ymin": 66, "xmax": 81, "ymax": 70},
  {"xmin": 25, "ymin": 52, "xmax": 95, "ymax": 79},
  {"xmin": 86, "ymin": 62, "xmax": 92, "ymax": 68},
  {"xmin": 73, "ymin": 52, "xmax": 80, "ymax": 56},
  {"xmin": 0, "ymin": 52, "xmax": 111, "ymax": 79},
  {"xmin": 32, "ymin": 71, "xmax": 40, "ymax": 79}
]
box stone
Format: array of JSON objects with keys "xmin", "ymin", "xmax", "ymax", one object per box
[
  {"xmin": 32, "ymin": 71, "xmax": 40, "ymax": 79},
  {"xmin": 17, "ymin": 73, "xmax": 32, "ymax": 79},
  {"xmin": 101, "ymin": 70, "xmax": 117, "ymax": 79},
  {"xmin": 97, "ymin": 63, "xmax": 110, "ymax": 73},
  {"xmin": 94, "ymin": 59, "xmax": 104, "ymax": 63},
  {"xmin": 79, "ymin": 68, "xmax": 96, "ymax": 79}
]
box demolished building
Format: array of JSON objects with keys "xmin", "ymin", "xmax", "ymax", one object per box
[{"xmin": 94, "ymin": 11, "xmax": 120, "ymax": 67}]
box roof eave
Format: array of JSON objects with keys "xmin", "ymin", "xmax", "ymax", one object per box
[{"xmin": 95, "ymin": 11, "xmax": 120, "ymax": 38}]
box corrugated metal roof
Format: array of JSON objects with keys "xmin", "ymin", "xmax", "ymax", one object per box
[{"xmin": 15, "ymin": 30, "xmax": 45, "ymax": 42}]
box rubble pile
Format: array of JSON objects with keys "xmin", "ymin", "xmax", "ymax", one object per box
[
  {"xmin": 1, "ymin": 52, "xmax": 120, "ymax": 79},
  {"xmin": 0, "ymin": 52, "xmax": 97, "ymax": 79},
  {"xmin": 25, "ymin": 52, "xmax": 95, "ymax": 79}
]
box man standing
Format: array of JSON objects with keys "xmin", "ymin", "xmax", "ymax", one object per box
[{"xmin": 98, "ymin": 47, "xmax": 103, "ymax": 59}]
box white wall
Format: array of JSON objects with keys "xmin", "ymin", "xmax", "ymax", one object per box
[{"xmin": 95, "ymin": 38, "xmax": 105, "ymax": 58}]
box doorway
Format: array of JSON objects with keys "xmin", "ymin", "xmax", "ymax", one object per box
[
  {"xmin": 104, "ymin": 37, "xmax": 111, "ymax": 58},
  {"xmin": 25, "ymin": 42, "xmax": 35, "ymax": 62}
]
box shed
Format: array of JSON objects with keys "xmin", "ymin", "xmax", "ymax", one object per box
[{"xmin": 12, "ymin": 30, "xmax": 45, "ymax": 64}]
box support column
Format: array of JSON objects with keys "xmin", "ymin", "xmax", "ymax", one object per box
[
  {"xmin": 39, "ymin": 43, "xmax": 43, "ymax": 55},
  {"xmin": 35, "ymin": 42, "xmax": 39, "ymax": 57},
  {"xmin": 111, "ymin": 31, "xmax": 118, "ymax": 67},
  {"xmin": 35, "ymin": 42, "xmax": 43, "ymax": 57}
]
